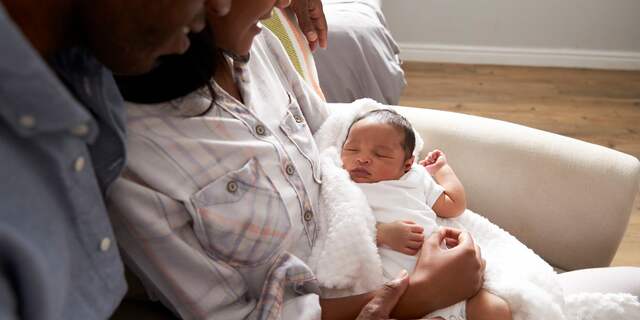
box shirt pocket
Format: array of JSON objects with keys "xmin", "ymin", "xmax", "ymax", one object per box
[
  {"xmin": 189, "ymin": 158, "xmax": 291, "ymax": 267},
  {"xmin": 279, "ymin": 96, "xmax": 322, "ymax": 183}
]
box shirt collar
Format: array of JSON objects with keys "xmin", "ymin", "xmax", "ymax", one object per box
[{"xmin": 0, "ymin": 4, "xmax": 96, "ymax": 139}]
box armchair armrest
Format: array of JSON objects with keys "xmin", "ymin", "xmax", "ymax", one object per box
[{"xmin": 330, "ymin": 103, "xmax": 640, "ymax": 271}]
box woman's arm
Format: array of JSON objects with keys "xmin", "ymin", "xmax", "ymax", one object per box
[
  {"xmin": 107, "ymin": 174, "xmax": 258, "ymax": 319},
  {"xmin": 321, "ymin": 228, "xmax": 484, "ymax": 320},
  {"xmin": 422, "ymin": 150, "xmax": 466, "ymax": 218}
]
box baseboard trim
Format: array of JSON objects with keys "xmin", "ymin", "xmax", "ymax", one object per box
[{"xmin": 399, "ymin": 43, "xmax": 640, "ymax": 70}]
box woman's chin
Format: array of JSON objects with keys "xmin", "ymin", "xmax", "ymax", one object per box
[{"xmin": 220, "ymin": 42, "xmax": 254, "ymax": 60}]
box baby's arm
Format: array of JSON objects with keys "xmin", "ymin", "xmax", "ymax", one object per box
[
  {"xmin": 376, "ymin": 221, "xmax": 424, "ymax": 256},
  {"xmin": 421, "ymin": 150, "xmax": 466, "ymax": 218}
]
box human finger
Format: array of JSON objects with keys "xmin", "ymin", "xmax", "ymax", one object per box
[
  {"xmin": 409, "ymin": 224, "xmax": 424, "ymax": 233},
  {"xmin": 402, "ymin": 247, "xmax": 420, "ymax": 256},
  {"xmin": 290, "ymin": 0, "xmax": 319, "ymax": 50},
  {"xmin": 308, "ymin": 0, "xmax": 328, "ymax": 48},
  {"xmin": 438, "ymin": 227, "xmax": 463, "ymax": 242},
  {"xmin": 356, "ymin": 270, "xmax": 409, "ymax": 320},
  {"xmin": 406, "ymin": 240, "xmax": 423, "ymax": 250},
  {"xmin": 475, "ymin": 244, "xmax": 485, "ymax": 272},
  {"xmin": 444, "ymin": 237, "xmax": 459, "ymax": 247},
  {"xmin": 408, "ymin": 233, "xmax": 424, "ymax": 242}
]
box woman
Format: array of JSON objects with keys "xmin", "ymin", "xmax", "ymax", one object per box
[{"xmin": 107, "ymin": 0, "xmax": 484, "ymax": 319}]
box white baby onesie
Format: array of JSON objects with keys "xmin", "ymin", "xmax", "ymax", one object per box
[{"xmin": 357, "ymin": 164, "xmax": 466, "ymax": 320}]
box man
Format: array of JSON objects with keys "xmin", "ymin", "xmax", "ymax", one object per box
[{"xmin": 0, "ymin": 0, "xmax": 230, "ymax": 319}]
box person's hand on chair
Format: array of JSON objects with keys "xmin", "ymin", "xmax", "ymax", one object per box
[{"xmin": 290, "ymin": 0, "xmax": 328, "ymax": 50}]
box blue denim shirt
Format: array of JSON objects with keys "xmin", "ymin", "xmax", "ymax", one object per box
[{"xmin": 0, "ymin": 5, "xmax": 127, "ymax": 320}]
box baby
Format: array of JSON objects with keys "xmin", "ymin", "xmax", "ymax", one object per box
[{"xmin": 340, "ymin": 109, "xmax": 511, "ymax": 320}]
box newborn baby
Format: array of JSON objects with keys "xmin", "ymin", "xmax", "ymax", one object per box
[{"xmin": 340, "ymin": 109, "xmax": 511, "ymax": 320}]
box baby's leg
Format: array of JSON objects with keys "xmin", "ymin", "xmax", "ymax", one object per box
[{"xmin": 466, "ymin": 289, "xmax": 512, "ymax": 320}]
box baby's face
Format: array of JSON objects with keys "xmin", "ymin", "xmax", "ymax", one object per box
[{"xmin": 341, "ymin": 120, "xmax": 413, "ymax": 183}]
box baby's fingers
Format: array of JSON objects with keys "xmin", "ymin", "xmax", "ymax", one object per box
[
  {"xmin": 408, "ymin": 233, "xmax": 424, "ymax": 242},
  {"xmin": 405, "ymin": 240, "xmax": 423, "ymax": 250},
  {"xmin": 402, "ymin": 248, "xmax": 420, "ymax": 256},
  {"xmin": 409, "ymin": 224, "xmax": 424, "ymax": 234}
]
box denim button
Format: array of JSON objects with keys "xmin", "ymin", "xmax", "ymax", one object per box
[
  {"xmin": 19, "ymin": 115, "xmax": 36, "ymax": 129},
  {"xmin": 74, "ymin": 157, "xmax": 86, "ymax": 172},
  {"xmin": 100, "ymin": 237, "xmax": 111, "ymax": 252}
]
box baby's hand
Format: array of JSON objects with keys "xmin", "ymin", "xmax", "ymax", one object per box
[
  {"xmin": 377, "ymin": 220, "xmax": 424, "ymax": 256},
  {"xmin": 420, "ymin": 149, "xmax": 448, "ymax": 175}
]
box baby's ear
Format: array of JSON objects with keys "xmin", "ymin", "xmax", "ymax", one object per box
[{"xmin": 404, "ymin": 156, "xmax": 415, "ymax": 172}]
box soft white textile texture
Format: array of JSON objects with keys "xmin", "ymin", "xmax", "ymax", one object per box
[
  {"xmin": 357, "ymin": 165, "xmax": 444, "ymax": 279},
  {"xmin": 312, "ymin": 98, "xmax": 640, "ymax": 319}
]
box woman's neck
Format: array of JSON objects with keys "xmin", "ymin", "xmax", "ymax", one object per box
[
  {"xmin": 214, "ymin": 58, "xmax": 243, "ymax": 103},
  {"xmin": 2, "ymin": 0, "xmax": 76, "ymax": 58}
]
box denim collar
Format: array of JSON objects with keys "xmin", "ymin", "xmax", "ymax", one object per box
[{"xmin": 0, "ymin": 4, "xmax": 97, "ymax": 140}]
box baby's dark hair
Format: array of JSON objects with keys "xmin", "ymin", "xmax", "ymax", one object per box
[{"xmin": 350, "ymin": 109, "xmax": 415, "ymax": 160}]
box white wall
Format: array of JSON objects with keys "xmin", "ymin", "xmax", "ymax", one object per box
[{"xmin": 381, "ymin": 0, "xmax": 640, "ymax": 70}]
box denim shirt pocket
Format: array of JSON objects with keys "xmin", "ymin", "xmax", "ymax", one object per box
[
  {"xmin": 189, "ymin": 158, "xmax": 292, "ymax": 267},
  {"xmin": 279, "ymin": 97, "xmax": 322, "ymax": 184}
]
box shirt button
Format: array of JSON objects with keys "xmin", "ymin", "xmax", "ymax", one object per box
[
  {"xmin": 99, "ymin": 238, "xmax": 111, "ymax": 252},
  {"xmin": 255, "ymin": 124, "xmax": 266, "ymax": 136},
  {"xmin": 19, "ymin": 115, "xmax": 36, "ymax": 129},
  {"xmin": 303, "ymin": 210, "xmax": 313, "ymax": 222},
  {"xmin": 70, "ymin": 124, "xmax": 89, "ymax": 137},
  {"xmin": 74, "ymin": 157, "xmax": 86, "ymax": 172},
  {"xmin": 293, "ymin": 115, "xmax": 304, "ymax": 123},
  {"xmin": 285, "ymin": 164, "xmax": 295, "ymax": 175},
  {"xmin": 227, "ymin": 181, "xmax": 238, "ymax": 193}
]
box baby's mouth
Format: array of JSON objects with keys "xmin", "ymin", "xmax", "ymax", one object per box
[{"xmin": 350, "ymin": 167, "xmax": 370, "ymax": 178}]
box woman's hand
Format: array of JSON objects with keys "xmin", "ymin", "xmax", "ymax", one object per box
[
  {"xmin": 390, "ymin": 227, "xmax": 485, "ymax": 318},
  {"xmin": 290, "ymin": 0, "xmax": 328, "ymax": 50},
  {"xmin": 377, "ymin": 221, "xmax": 424, "ymax": 256},
  {"xmin": 420, "ymin": 149, "xmax": 448, "ymax": 176},
  {"xmin": 356, "ymin": 270, "xmax": 410, "ymax": 320}
]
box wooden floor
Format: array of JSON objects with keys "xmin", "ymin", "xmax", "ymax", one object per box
[{"xmin": 400, "ymin": 62, "xmax": 640, "ymax": 266}]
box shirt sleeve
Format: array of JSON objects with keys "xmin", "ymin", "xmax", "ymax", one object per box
[
  {"xmin": 107, "ymin": 175, "xmax": 257, "ymax": 319},
  {"xmin": 422, "ymin": 168, "xmax": 445, "ymax": 208}
]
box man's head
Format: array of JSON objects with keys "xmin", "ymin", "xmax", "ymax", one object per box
[
  {"xmin": 341, "ymin": 109, "xmax": 416, "ymax": 183},
  {"xmin": 75, "ymin": 0, "xmax": 231, "ymax": 75}
]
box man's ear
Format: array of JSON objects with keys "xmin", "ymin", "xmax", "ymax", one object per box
[{"xmin": 403, "ymin": 156, "xmax": 415, "ymax": 172}]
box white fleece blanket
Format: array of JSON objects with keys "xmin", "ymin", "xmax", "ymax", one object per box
[{"xmin": 309, "ymin": 98, "xmax": 640, "ymax": 319}]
